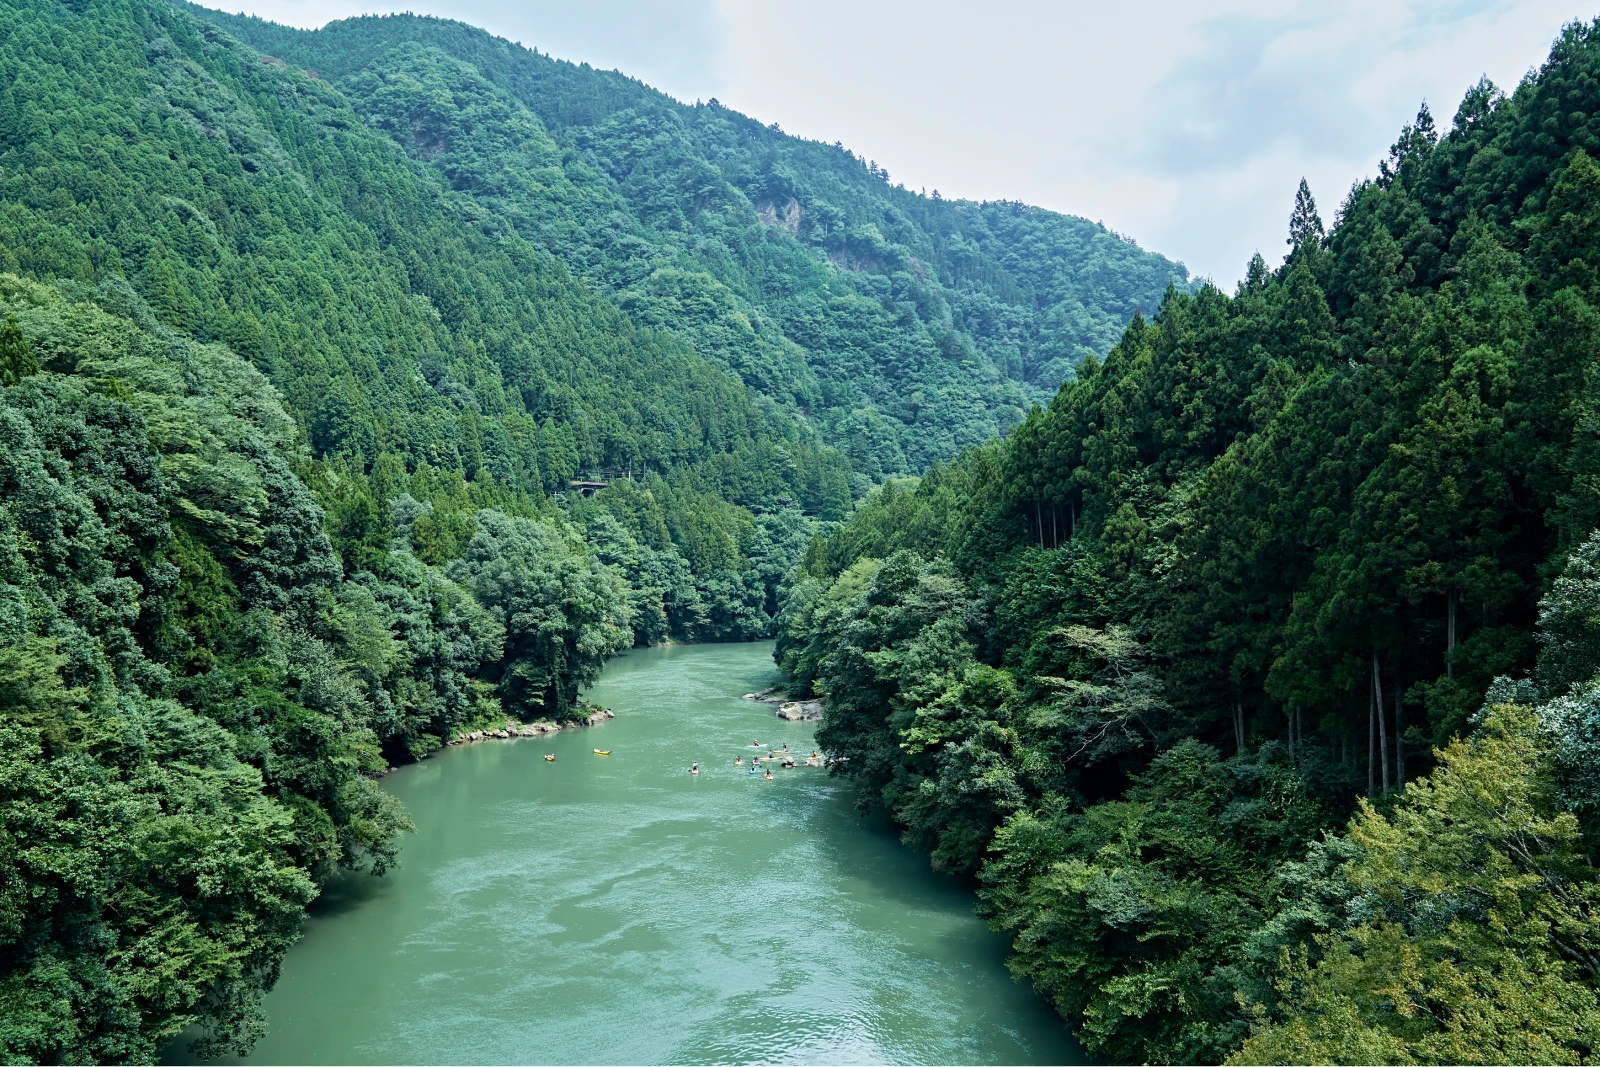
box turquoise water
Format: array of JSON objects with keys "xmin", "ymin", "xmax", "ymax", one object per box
[{"xmin": 169, "ymin": 642, "xmax": 1081, "ymax": 1065}]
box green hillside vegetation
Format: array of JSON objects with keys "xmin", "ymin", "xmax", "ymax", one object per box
[
  {"xmin": 777, "ymin": 19, "xmax": 1600, "ymax": 1064},
  {"xmin": 185, "ymin": 3, "xmax": 1192, "ymax": 476},
  {"xmin": 0, "ymin": 0, "xmax": 852, "ymax": 646},
  {"xmin": 0, "ymin": 0, "xmax": 1185, "ymax": 1058}
]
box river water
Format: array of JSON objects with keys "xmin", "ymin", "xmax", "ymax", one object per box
[{"xmin": 171, "ymin": 642, "xmax": 1081, "ymax": 1065}]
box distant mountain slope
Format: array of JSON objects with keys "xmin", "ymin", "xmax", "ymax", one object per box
[
  {"xmin": 182, "ymin": 6, "xmax": 1192, "ymax": 476},
  {"xmin": 0, "ymin": 0, "xmax": 819, "ymax": 495}
]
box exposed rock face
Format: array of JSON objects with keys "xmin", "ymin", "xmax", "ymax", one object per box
[{"xmin": 753, "ymin": 197, "xmax": 802, "ymax": 234}]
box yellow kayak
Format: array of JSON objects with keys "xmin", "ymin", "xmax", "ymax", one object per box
[
  {"xmin": 544, "ymin": 755, "xmax": 555, "ymax": 762},
  {"xmin": 593, "ymin": 749, "xmax": 611, "ymax": 756}
]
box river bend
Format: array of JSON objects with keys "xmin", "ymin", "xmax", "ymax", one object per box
[{"xmin": 171, "ymin": 641, "xmax": 1080, "ymax": 1065}]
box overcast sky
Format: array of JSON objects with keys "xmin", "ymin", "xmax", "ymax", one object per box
[{"xmin": 219, "ymin": 0, "xmax": 1584, "ymax": 283}]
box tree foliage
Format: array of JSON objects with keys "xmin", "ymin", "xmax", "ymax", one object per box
[{"xmin": 777, "ymin": 21, "xmax": 1600, "ymax": 1063}]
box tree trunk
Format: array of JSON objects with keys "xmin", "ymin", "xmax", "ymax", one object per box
[
  {"xmin": 1050, "ymin": 505, "xmax": 1058, "ymax": 549},
  {"xmin": 1447, "ymin": 589, "xmax": 1457, "ymax": 680},
  {"xmin": 1235, "ymin": 700, "xmax": 1245, "ymax": 755},
  {"xmin": 1035, "ymin": 499, "xmax": 1044, "ymax": 549},
  {"xmin": 1069, "ymin": 501, "xmax": 1077, "ymax": 539},
  {"xmin": 1368, "ymin": 680, "xmax": 1377, "ymax": 798},
  {"xmin": 1287, "ymin": 705, "xmax": 1296, "ymax": 763},
  {"xmin": 1373, "ymin": 649, "xmax": 1389, "ymax": 795},
  {"xmin": 1394, "ymin": 668, "xmax": 1405, "ymax": 789}
]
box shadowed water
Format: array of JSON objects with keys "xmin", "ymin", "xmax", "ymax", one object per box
[{"xmin": 167, "ymin": 641, "xmax": 1082, "ymax": 1065}]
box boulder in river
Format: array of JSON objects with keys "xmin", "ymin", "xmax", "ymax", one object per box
[{"xmin": 776, "ymin": 701, "xmax": 823, "ymax": 722}]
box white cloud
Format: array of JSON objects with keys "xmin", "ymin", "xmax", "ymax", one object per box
[{"xmin": 714, "ymin": 0, "xmax": 1580, "ymax": 282}]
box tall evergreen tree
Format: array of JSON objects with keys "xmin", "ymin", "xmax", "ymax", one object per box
[
  {"xmin": 1287, "ymin": 178, "xmax": 1325, "ymax": 250},
  {"xmin": 0, "ymin": 314, "xmax": 35, "ymax": 386}
]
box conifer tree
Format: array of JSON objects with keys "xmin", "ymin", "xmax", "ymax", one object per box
[
  {"xmin": 0, "ymin": 314, "xmax": 36, "ymax": 386},
  {"xmin": 1380, "ymin": 101, "xmax": 1439, "ymax": 187},
  {"xmin": 1287, "ymin": 179, "xmax": 1324, "ymax": 250}
]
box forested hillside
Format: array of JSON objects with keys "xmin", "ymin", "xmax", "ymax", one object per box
[
  {"xmin": 778, "ymin": 18, "xmax": 1600, "ymax": 1064},
  {"xmin": 188, "ymin": 4, "xmax": 1192, "ymax": 474},
  {"xmin": 0, "ymin": 0, "xmax": 1186, "ymax": 1058}
]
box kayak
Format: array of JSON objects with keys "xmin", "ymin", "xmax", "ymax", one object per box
[
  {"xmin": 593, "ymin": 749, "xmax": 611, "ymax": 756},
  {"xmin": 543, "ymin": 755, "xmax": 555, "ymax": 762}
]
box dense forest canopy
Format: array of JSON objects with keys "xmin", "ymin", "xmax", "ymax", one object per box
[
  {"xmin": 776, "ymin": 16, "xmax": 1600, "ymax": 1064},
  {"xmin": 0, "ymin": 0, "xmax": 1189, "ymax": 1058}
]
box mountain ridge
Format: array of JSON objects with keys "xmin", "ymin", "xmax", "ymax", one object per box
[{"xmin": 184, "ymin": 3, "xmax": 1192, "ymax": 474}]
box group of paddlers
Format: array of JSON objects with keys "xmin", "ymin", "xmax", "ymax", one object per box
[{"xmin": 723, "ymin": 741, "xmax": 826, "ymax": 778}]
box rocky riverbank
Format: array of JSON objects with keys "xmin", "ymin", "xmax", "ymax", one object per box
[
  {"xmin": 448, "ymin": 707, "xmax": 615, "ymax": 745},
  {"xmin": 742, "ymin": 687, "xmax": 824, "ymax": 722}
]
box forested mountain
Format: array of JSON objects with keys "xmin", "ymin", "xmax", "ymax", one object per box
[
  {"xmin": 187, "ymin": 4, "xmax": 1192, "ymax": 475},
  {"xmin": 0, "ymin": 0, "xmax": 1187, "ymax": 1057},
  {"xmin": 778, "ymin": 17, "xmax": 1600, "ymax": 1064}
]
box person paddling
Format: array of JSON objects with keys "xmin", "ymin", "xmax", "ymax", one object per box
[
  {"xmin": 764, "ymin": 768, "xmax": 773, "ymax": 780},
  {"xmin": 735, "ymin": 756, "xmax": 742, "ymax": 766},
  {"xmin": 690, "ymin": 761, "xmax": 699, "ymax": 775}
]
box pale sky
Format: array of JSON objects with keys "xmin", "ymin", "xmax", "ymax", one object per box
[{"xmin": 211, "ymin": 0, "xmax": 1585, "ymax": 283}]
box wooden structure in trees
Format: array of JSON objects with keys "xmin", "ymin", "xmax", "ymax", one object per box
[{"xmin": 567, "ymin": 469, "xmax": 635, "ymax": 497}]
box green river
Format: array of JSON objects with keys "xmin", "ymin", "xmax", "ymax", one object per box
[{"xmin": 171, "ymin": 642, "xmax": 1082, "ymax": 1065}]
